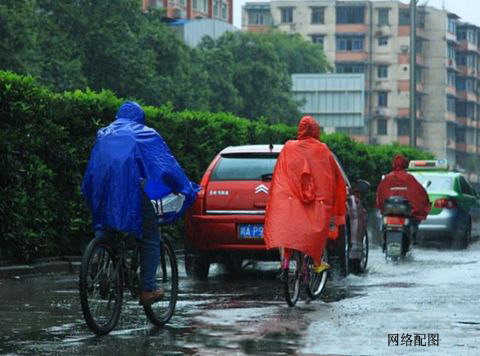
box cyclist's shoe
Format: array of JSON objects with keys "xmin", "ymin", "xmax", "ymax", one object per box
[
  {"xmin": 139, "ymin": 288, "xmax": 164, "ymax": 306},
  {"xmin": 313, "ymin": 262, "xmax": 330, "ymax": 274}
]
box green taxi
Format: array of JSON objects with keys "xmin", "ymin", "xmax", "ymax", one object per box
[{"xmin": 408, "ymin": 160, "xmax": 480, "ymax": 248}]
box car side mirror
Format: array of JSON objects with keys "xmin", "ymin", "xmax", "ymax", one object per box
[{"xmin": 356, "ymin": 179, "xmax": 370, "ymax": 194}]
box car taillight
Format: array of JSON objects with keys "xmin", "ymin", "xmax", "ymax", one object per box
[
  {"xmin": 434, "ymin": 198, "xmax": 456, "ymax": 209},
  {"xmin": 384, "ymin": 216, "xmax": 408, "ymax": 225}
]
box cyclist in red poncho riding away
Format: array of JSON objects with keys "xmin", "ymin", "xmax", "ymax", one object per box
[
  {"xmin": 376, "ymin": 154, "xmax": 431, "ymax": 244},
  {"xmin": 264, "ymin": 116, "xmax": 347, "ymax": 273}
]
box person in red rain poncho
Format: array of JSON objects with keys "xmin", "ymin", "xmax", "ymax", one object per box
[
  {"xmin": 376, "ymin": 154, "xmax": 431, "ymax": 244},
  {"xmin": 264, "ymin": 116, "xmax": 347, "ymax": 273}
]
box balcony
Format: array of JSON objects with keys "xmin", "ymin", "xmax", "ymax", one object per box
[
  {"xmin": 397, "ymin": 107, "xmax": 423, "ymax": 118},
  {"xmin": 246, "ymin": 25, "xmax": 271, "ymax": 33},
  {"xmin": 456, "ymin": 90, "xmax": 477, "ymax": 102},
  {"xmin": 396, "ymin": 136, "xmax": 424, "ymax": 147},
  {"xmin": 336, "ymin": 24, "xmax": 369, "ymax": 34},
  {"xmin": 397, "ymin": 80, "xmax": 424, "ymax": 93},
  {"xmin": 397, "ymin": 26, "xmax": 425, "ymax": 38},
  {"xmin": 335, "ymin": 52, "xmax": 368, "ymax": 61},
  {"xmin": 446, "ymin": 85, "xmax": 457, "ymax": 96},
  {"xmin": 446, "ymin": 112, "xmax": 456, "ymax": 123},
  {"xmin": 446, "ymin": 58, "xmax": 457, "ymax": 70},
  {"xmin": 459, "ymin": 41, "xmax": 478, "ymax": 52}
]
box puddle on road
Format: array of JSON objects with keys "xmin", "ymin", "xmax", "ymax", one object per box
[{"xmin": 0, "ymin": 263, "xmax": 366, "ymax": 355}]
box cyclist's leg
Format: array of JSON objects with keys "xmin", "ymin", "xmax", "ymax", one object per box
[
  {"xmin": 313, "ymin": 236, "xmax": 330, "ymax": 273},
  {"xmin": 139, "ymin": 194, "xmax": 162, "ymax": 294},
  {"xmin": 281, "ymin": 248, "xmax": 292, "ymax": 269}
]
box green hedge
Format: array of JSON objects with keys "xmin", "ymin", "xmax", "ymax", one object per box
[{"xmin": 0, "ymin": 71, "xmax": 433, "ymax": 261}]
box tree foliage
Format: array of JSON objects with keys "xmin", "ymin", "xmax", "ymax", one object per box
[
  {"xmin": 0, "ymin": 0, "xmax": 331, "ymax": 125},
  {"xmin": 0, "ymin": 71, "xmax": 434, "ymax": 261}
]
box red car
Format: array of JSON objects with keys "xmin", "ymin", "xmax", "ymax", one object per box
[{"xmin": 185, "ymin": 144, "xmax": 370, "ymax": 279}]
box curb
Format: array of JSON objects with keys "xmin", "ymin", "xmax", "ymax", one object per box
[{"xmin": 0, "ymin": 256, "xmax": 81, "ymax": 279}]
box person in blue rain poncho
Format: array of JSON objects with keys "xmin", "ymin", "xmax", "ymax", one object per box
[{"xmin": 81, "ymin": 101, "xmax": 199, "ymax": 306}]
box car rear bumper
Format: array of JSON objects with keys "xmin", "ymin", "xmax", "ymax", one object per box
[
  {"xmin": 417, "ymin": 208, "xmax": 466, "ymax": 243},
  {"xmin": 186, "ymin": 214, "xmax": 268, "ymax": 252}
]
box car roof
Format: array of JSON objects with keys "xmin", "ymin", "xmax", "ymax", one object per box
[{"xmin": 220, "ymin": 144, "xmax": 284, "ymax": 154}]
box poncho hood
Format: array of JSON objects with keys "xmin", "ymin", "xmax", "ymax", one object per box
[{"xmin": 297, "ymin": 116, "xmax": 320, "ymax": 140}]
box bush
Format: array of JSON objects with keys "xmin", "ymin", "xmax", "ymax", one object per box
[{"xmin": 0, "ymin": 70, "xmax": 433, "ymax": 261}]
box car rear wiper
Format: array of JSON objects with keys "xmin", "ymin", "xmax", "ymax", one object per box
[{"xmin": 261, "ymin": 173, "xmax": 273, "ymax": 181}]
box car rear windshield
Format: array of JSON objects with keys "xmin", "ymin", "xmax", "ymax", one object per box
[
  {"xmin": 411, "ymin": 173, "xmax": 454, "ymax": 192},
  {"xmin": 210, "ymin": 153, "xmax": 278, "ymax": 181}
]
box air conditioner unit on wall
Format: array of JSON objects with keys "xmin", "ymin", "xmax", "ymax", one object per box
[
  {"xmin": 375, "ymin": 108, "xmax": 386, "ymax": 116},
  {"xmin": 401, "ymin": 45, "xmax": 409, "ymax": 53}
]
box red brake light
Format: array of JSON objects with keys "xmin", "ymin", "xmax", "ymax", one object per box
[
  {"xmin": 434, "ymin": 198, "xmax": 456, "ymax": 209},
  {"xmin": 386, "ymin": 216, "xmax": 406, "ymax": 225}
]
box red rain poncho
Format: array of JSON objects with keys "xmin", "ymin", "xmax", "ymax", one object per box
[
  {"xmin": 376, "ymin": 155, "xmax": 431, "ymax": 220},
  {"xmin": 264, "ymin": 116, "xmax": 347, "ymax": 263}
]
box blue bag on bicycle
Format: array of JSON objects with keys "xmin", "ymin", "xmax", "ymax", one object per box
[{"xmin": 81, "ymin": 101, "xmax": 200, "ymax": 238}]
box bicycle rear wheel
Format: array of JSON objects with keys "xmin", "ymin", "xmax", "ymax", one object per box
[
  {"xmin": 143, "ymin": 236, "xmax": 178, "ymax": 326},
  {"xmin": 282, "ymin": 250, "xmax": 302, "ymax": 307},
  {"xmin": 306, "ymin": 251, "xmax": 328, "ymax": 300},
  {"xmin": 79, "ymin": 237, "xmax": 123, "ymax": 335}
]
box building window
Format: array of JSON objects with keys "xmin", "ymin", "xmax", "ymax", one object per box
[
  {"xmin": 378, "ymin": 91, "xmax": 388, "ymax": 107},
  {"xmin": 377, "ymin": 65, "xmax": 388, "ymax": 78},
  {"xmin": 311, "ymin": 7, "xmax": 325, "ymax": 24},
  {"xmin": 467, "ymin": 29, "xmax": 476, "ymax": 43},
  {"xmin": 377, "ymin": 119, "xmax": 387, "ymax": 135},
  {"xmin": 336, "ymin": 6, "xmax": 365, "ymax": 24},
  {"xmin": 280, "ymin": 7, "xmax": 294, "ymax": 23},
  {"xmin": 213, "ymin": 0, "xmax": 219, "ymax": 16},
  {"xmin": 378, "ymin": 36, "xmax": 388, "ymax": 46},
  {"xmin": 337, "ymin": 36, "xmax": 364, "ymax": 51},
  {"xmin": 456, "ymin": 52, "xmax": 466, "ymax": 66},
  {"xmin": 310, "ymin": 35, "xmax": 325, "ymax": 48},
  {"xmin": 448, "ymin": 18, "xmax": 457, "ymax": 34},
  {"xmin": 179, "ymin": 0, "xmax": 186, "ymax": 6},
  {"xmin": 456, "ymin": 101, "xmax": 466, "ymax": 117},
  {"xmin": 447, "ymin": 71, "xmax": 456, "ymax": 87},
  {"xmin": 447, "ymin": 44, "xmax": 456, "ymax": 60},
  {"xmin": 447, "ymin": 96, "xmax": 456, "ymax": 113},
  {"xmin": 248, "ymin": 11, "xmax": 272, "ymax": 25},
  {"xmin": 399, "ymin": 9, "xmax": 410, "ymax": 26},
  {"xmin": 397, "ymin": 119, "xmax": 410, "ymax": 136},
  {"xmin": 457, "ymin": 28, "xmax": 466, "ymax": 41},
  {"xmin": 416, "ymin": 67, "xmax": 423, "ymax": 82},
  {"xmin": 222, "ymin": 0, "xmax": 228, "ymax": 19},
  {"xmin": 456, "ymin": 127, "xmax": 466, "ymax": 143},
  {"xmin": 466, "ymin": 78, "xmax": 475, "ymax": 91},
  {"xmin": 336, "ymin": 63, "xmax": 365, "ymax": 73},
  {"xmin": 377, "ymin": 8, "xmax": 390, "ymax": 26}
]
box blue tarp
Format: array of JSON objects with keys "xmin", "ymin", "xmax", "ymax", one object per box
[{"xmin": 81, "ymin": 101, "xmax": 199, "ymax": 238}]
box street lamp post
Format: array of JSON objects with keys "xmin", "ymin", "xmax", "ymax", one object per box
[{"xmin": 409, "ymin": 0, "xmax": 417, "ymax": 148}]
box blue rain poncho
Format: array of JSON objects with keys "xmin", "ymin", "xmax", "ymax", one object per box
[{"xmin": 81, "ymin": 101, "xmax": 199, "ymax": 238}]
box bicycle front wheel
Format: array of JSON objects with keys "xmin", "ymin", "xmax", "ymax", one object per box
[
  {"xmin": 306, "ymin": 252, "xmax": 328, "ymax": 300},
  {"xmin": 282, "ymin": 250, "xmax": 302, "ymax": 307},
  {"xmin": 79, "ymin": 237, "xmax": 123, "ymax": 335},
  {"xmin": 143, "ymin": 236, "xmax": 178, "ymax": 326}
]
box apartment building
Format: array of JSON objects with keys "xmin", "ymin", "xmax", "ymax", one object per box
[
  {"xmin": 242, "ymin": 0, "xmax": 480, "ymax": 178},
  {"xmin": 143, "ymin": 0, "xmax": 233, "ymax": 24}
]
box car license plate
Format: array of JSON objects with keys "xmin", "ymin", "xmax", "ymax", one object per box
[{"xmin": 239, "ymin": 224, "xmax": 264, "ymax": 239}]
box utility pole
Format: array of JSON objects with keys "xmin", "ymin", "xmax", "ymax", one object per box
[{"xmin": 409, "ymin": 0, "xmax": 417, "ymax": 148}]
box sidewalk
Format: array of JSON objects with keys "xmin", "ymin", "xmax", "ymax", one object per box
[{"xmin": 0, "ymin": 256, "xmax": 81, "ymax": 279}]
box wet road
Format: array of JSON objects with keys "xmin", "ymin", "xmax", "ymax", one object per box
[{"xmin": 1, "ymin": 241, "xmax": 479, "ymax": 355}]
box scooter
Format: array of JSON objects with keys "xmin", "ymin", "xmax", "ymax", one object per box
[{"xmin": 381, "ymin": 196, "xmax": 413, "ymax": 260}]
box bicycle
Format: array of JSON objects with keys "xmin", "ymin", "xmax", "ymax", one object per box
[
  {"xmin": 281, "ymin": 248, "xmax": 328, "ymax": 307},
  {"xmin": 79, "ymin": 227, "xmax": 178, "ymax": 335}
]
